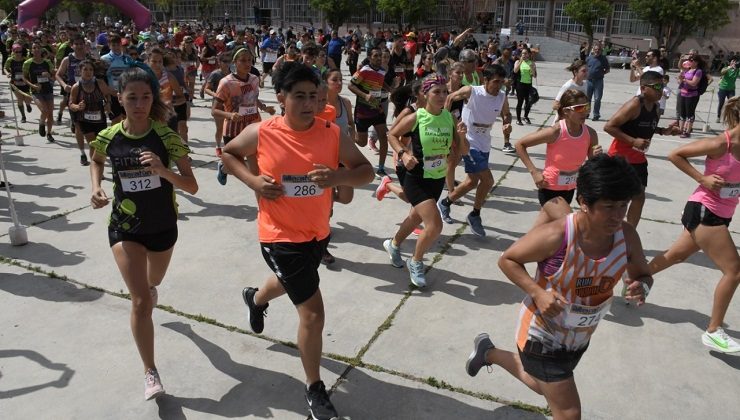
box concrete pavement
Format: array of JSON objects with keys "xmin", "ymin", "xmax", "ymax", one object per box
[{"xmin": 1, "ymin": 58, "xmax": 738, "ymax": 419}]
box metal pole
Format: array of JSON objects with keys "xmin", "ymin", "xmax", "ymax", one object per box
[{"xmin": 704, "ymin": 87, "xmax": 716, "ymax": 133}]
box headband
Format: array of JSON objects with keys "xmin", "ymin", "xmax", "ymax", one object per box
[{"xmin": 422, "ymin": 74, "xmax": 447, "ymax": 94}]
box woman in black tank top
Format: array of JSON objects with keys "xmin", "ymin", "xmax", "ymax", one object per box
[{"xmin": 69, "ymin": 60, "xmax": 111, "ymax": 165}]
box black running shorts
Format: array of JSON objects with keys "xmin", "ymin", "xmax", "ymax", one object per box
[{"xmin": 260, "ymin": 236, "xmax": 329, "ymax": 305}]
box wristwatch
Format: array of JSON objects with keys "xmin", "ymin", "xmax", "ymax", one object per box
[{"xmin": 398, "ymin": 149, "xmax": 406, "ymax": 159}]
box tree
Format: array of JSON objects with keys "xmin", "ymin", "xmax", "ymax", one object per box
[
  {"xmin": 308, "ymin": 0, "xmax": 355, "ymax": 30},
  {"xmin": 61, "ymin": 0, "xmax": 95, "ymax": 22},
  {"xmin": 629, "ymin": 0, "xmax": 732, "ymax": 54},
  {"xmin": 376, "ymin": 0, "xmax": 435, "ymax": 30},
  {"xmin": 154, "ymin": 0, "xmax": 175, "ymax": 22},
  {"xmin": 564, "ymin": 0, "xmax": 611, "ymax": 51}
]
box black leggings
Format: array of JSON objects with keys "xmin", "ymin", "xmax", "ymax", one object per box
[
  {"xmin": 677, "ymin": 94, "xmax": 700, "ymax": 122},
  {"xmin": 516, "ymin": 82, "xmax": 533, "ymax": 120}
]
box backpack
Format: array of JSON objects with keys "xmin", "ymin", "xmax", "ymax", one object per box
[{"xmin": 698, "ymin": 72, "xmax": 709, "ymax": 95}]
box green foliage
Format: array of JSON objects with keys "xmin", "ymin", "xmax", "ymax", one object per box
[
  {"xmin": 308, "ymin": 0, "xmax": 356, "ymax": 30},
  {"xmin": 376, "ymin": 0, "xmax": 435, "ymax": 27},
  {"xmin": 564, "ymin": 0, "xmax": 611, "ymax": 44},
  {"xmin": 629, "ymin": 0, "xmax": 732, "ymax": 52},
  {"xmin": 0, "ymin": 0, "xmax": 20, "ymax": 16}
]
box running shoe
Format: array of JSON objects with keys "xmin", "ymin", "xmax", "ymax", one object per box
[
  {"xmin": 437, "ymin": 198, "xmax": 453, "ymax": 224},
  {"xmin": 375, "ymin": 167, "xmax": 388, "ymax": 178},
  {"xmin": 215, "ymin": 147, "xmax": 223, "ymax": 157},
  {"xmin": 144, "ymin": 368, "xmax": 165, "ymax": 400},
  {"xmin": 80, "ymin": 154, "xmax": 89, "ymax": 166},
  {"xmin": 516, "ymin": 120, "xmax": 523, "ymax": 126},
  {"xmin": 716, "ymin": 117, "xmax": 721, "ymax": 124},
  {"xmin": 592, "ymin": 116, "xmax": 600, "ymax": 121},
  {"xmin": 55, "ymin": 114, "xmax": 62, "ymax": 124},
  {"xmin": 216, "ymin": 161, "xmax": 228, "ymax": 185},
  {"xmin": 150, "ymin": 286, "xmax": 158, "ymax": 307},
  {"xmin": 502, "ymin": 144, "xmax": 516, "ymax": 155},
  {"xmin": 466, "ymin": 333, "xmax": 495, "ymax": 377},
  {"xmin": 26, "ymin": 103, "xmax": 32, "ymax": 113},
  {"xmin": 71, "ymin": 123, "xmax": 75, "ymax": 134},
  {"xmin": 322, "ymin": 249, "xmax": 336, "ymax": 265},
  {"xmin": 524, "ymin": 117, "xmax": 531, "ymax": 125},
  {"xmin": 242, "ymin": 287, "xmax": 268, "ymax": 334},
  {"xmin": 39, "ymin": 124, "xmax": 46, "ymax": 137},
  {"xmin": 412, "ymin": 226, "xmax": 423, "ymax": 236},
  {"xmin": 199, "ymin": 90, "xmax": 205, "ymax": 99},
  {"xmin": 0, "ymin": 182, "xmax": 13, "ymax": 189},
  {"xmin": 407, "ymin": 258, "xmax": 426, "ymax": 288},
  {"xmin": 702, "ymin": 328, "xmax": 740, "ymax": 353},
  {"xmin": 46, "ymin": 134, "xmax": 55, "ymax": 143},
  {"xmin": 375, "ymin": 175, "xmax": 392, "ymax": 201},
  {"xmin": 467, "ymin": 212, "xmax": 486, "ymax": 237},
  {"xmin": 21, "ymin": 116, "xmax": 26, "ymax": 123},
  {"xmin": 305, "ymin": 380, "xmax": 338, "ymax": 420},
  {"xmin": 369, "ymin": 137, "xmax": 379, "ymax": 153},
  {"xmin": 382, "ymin": 239, "xmax": 404, "ymax": 268}
]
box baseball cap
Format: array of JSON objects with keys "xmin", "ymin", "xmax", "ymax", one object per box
[
  {"xmin": 269, "ymin": 29, "xmax": 276, "ymax": 35},
  {"xmin": 406, "ymin": 32, "xmax": 416, "ymax": 38}
]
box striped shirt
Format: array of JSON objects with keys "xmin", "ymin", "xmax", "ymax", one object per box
[{"xmin": 350, "ymin": 64, "xmax": 386, "ymax": 120}]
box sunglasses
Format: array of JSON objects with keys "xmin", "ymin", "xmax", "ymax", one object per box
[
  {"xmin": 644, "ymin": 82, "xmax": 664, "ymax": 91},
  {"xmin": 564, "ymin": 103, "xmax": 591, "ymax": 113}
]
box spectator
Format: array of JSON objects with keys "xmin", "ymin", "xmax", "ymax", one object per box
[{"xmin": 586, "ymin": 43, "xmax": 610, "ymax": 121}]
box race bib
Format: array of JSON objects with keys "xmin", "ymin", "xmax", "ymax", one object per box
[
  {"xmin": 208, "ymin": 58, "xmax": 216, "ymax": 64},
  {"xmin": 369, "ymin": 90, "xmax": 382, "ymax": 98},
  {"xmin": 264, "ymin": 51, "xmax": 278, "ymax": 62},
  {"xmin": 119, "ymin": 169, "xmax": 161, "ymax": 193},
  {"xmin": 472, "ymin": 123, "xmax": 491, "ymax": 135},
  {"xmin": 239, "ymin": 105, "xmax": 258, "ymax": 116},
  {"xmin": 83, "ymin": 111, "xmax": 102, "ymax": 121},
  {"xmin": 14, "ymin": 74, "xmax": 23, "ymax": 80},
  {"xmin": 720, "ymin": 182, "xmax": 740, "ymax": 199},
  {"xmin": 75, "ymin": 76, "xmax": 82, "ymax": 82},
  {"xmin": 395, "ymin": 65, "xmax": 405, "ymax": 73},
  {"xmin": 563, "ymin": 298, "xmax": 612, "ymax": 328},
  {"xmin": 557, "ymin": 170, "xmax": 578, "ymax": 186},
  {"xmin": 37, "ymin": 77, "xmax": 49, "ymax": 83},
  {"xmin": 282, "ymin": 174, "xmax": 323, "ymax": 198},
  {"xmin": 423, "ymin": 154, "xmax": 447, "ymax": 171}
]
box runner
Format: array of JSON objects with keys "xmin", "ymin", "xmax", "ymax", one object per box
[
  {"xmin": 648, "ymin": 96, "xmax": 740, "ymax": 353},
  {"xmin": 222, "ymin": 61, "xmax": 373, "ymax": 420},
  {"xmin": 89, "ymin": 66, "xmax": 198, "ymax": 401},
  {"xmin": 212, "ymin": 47, "xmax": 275, "ymax": 185},
  {"xmin": 68, "ymin": 59, "xmax": 111, "ymax": 166},
  {"xmin": 204, "ymin": 53, "xmax": 232, "ymax": 157},
  {"xmin": 56, "ymin": 35, "xmax": 89, "ymax": 132},
  {"xmin": 605, "ymin": 71, "xmax": 682, "ymax": 227},
  {"xmin": 437, "ymin": 64, "xmax": 512, "ymax": 237},
  {"xmin": 383, "ymin": 74, "xmax": 468, "ymax": 287},
  {"xmin": 4, "ymin": 44, "xmax": 33, "ymax": 123},
  {"xmin": 100, "ymin": 35, "xmax": 130, "ymax": 124},
  {"xmin": 516, "ymin": 90, "xmax": 601, "ymax": 218},
  {"xmin": 259, "ymin": 29, "xmax": 281, "ymax": 88},
  {"xmin": 465, "ymin": 154, "xmax": 650, "ymax": 420},
  {"xmin": 349, "ymin": 47, "xmax": 390, "ymax": 177},
  {"xmin": 198, "ymin": 35, "xmax": 219, "ymax": 99},
  {"xmin": 180, "ymin": 36, "xmax": 198, "ymax": 105},
  {"xmin": 54, "ymin": 30, "xmax": 73, "ymax": 124},
  {"xmin": 552, "ymin": 61, "xmax": 588, "ymax": 118},
  {"xmin": 23, "ymin": 42, "xmax": 56, "ymax": 142}
]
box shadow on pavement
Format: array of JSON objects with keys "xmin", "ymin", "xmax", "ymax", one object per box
[
  {"xmin": 0, "ymin": 242, "xmax": 86, "ymax": 267},
  {"xmin": 176, "ymin": 194, "xmax": 258, "ymax": 221},
  {"xmin": 709, "ymin": 351, "xmax": 740, "ymax": 370},
  {"xmin": 0, "ymin": 349, "xmax": 75, "ymax": 399},
  {"xmin": 0, "ymin": 271, "xmax": 103, "ymax": 302},
  {"xmin": 0, "ymin": 149, "xmax": 67, "ymax": 176}
]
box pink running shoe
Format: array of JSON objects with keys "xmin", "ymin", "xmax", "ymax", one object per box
[
  {"xmin": 412, "ymin": 226, "xmax": 424, "ymax": 236},
  {"xmin": 376, "ymin": 176, "xmax": 392, "ymax": 201},
  {"xmin": 144, "ymin": 368, "xmax": 165, "ymax": 400},
  {"xmin": 215, "ymin": 147, "xmax": 223, "ymax": 157},
  {"xmin": 150, "ymin": 286, "xmax": 158, "ymax": 307},
  {"xmin": 369, "ymin": 138, "xmax": 379, "ymax": 153}
]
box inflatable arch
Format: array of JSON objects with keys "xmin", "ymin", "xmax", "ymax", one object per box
[{"xmin": 17, "ymin": 0, "xmax": 151, "ymax": 31}]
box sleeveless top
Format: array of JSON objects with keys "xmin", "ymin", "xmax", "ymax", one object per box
[
  {"xmin": 256, "ymin": 117, "xmax": 340, "ymax": 243},
  {"xmin": 66, "ymin": 53, "xmax": 85, "ymax": 83},
  {"xmin": 519, "ymin": 60, "xmax": 533, "ymax": 84},
  {"xmin": 607, "ymin": 96, "xmax": 658, "ymax": 164},
  {"xmin": 7, "ymin": 58, "xmax": 26, "ymax": 86},
  {"xmin": 334, "ymin": 96, "xmax": 351, "ymax": 134},
  {"xmin": 516, "ymin": 213, "xmax": 627, "ymax": 352},
  {"xmin": 462, "ymin": 85, "xmax": 506, "ymax": 153},
  {"xmin": 90, "ymin": 121, "xmax": 190, "ymax": 235},
  {"xmin": 75, "ymin": 80, "xmax": 107, "ymax": 124},
  {"xmin": 462, "ymin": 71, "xmax": 480, "ymax": 87},
  {"xmin": 158, "ymin": 71, "xmax": 173, "ymax": 105},
  {"xmin": 408, "ymin": 108, "xmax": 455, "ymax": 179},
  {"xmin": 23, "ymin": 58, "xmax": 54, "ymax": 94},
  {"xmin": 543, "ymin": 120, "xmax": 591, "ymax": 191},
  {"xmin": 688, "ymin": 131, "xmax": 740, "ymax": 218}
]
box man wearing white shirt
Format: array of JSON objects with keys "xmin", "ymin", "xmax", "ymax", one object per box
[{"xmin": 630, "ymin": 49, "xmax": 664, "ymax": 94}]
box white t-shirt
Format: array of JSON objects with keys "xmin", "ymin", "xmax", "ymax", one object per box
[
  {"xmin": 555, "ymin": 79, "xmax": 587, "ymax": 101},
  {"xmin": 660, "ymin": 85, "xmax": 673, "ymax": 110},
  {"xmin": 462, "ymin": 85, "xmax": 507, "ymax": 153},
  {"xmin": 635, "ymin": 65, "xmax": 664, "ymax": 95}
]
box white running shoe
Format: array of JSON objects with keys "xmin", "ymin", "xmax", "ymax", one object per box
[{"xmin": 702, "ymin": 328, "xmax": 740, "ymax": 353}]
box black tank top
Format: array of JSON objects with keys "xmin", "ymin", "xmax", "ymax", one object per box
[
  {"xmin": 619, "ymin": 96, "xmax": 659, "ymax": 140},
  {"xmin": 75, "ymin": 80, "xmax": 106, "ymax": 123}
]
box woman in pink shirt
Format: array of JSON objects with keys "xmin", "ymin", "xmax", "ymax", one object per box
[{"xmin": 650, "ymin": 96, "xmax": 740, "ymax": 353}]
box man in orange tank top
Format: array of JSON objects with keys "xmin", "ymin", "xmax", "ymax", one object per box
[{"xmin": 221, "ymin": 62, "xmax": 373, "ymax": 420}]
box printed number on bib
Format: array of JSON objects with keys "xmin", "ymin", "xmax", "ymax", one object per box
[
  {"xmin": 208, "ymin": 58, "xmax": 216, "ymax": 64},
  {"xmin": 557, "ymin": 170, "xmax": 578, "ymax": 186},
  {"xmin": 370, "ymin": 90, "xmax": 382, "ymax": 98},
  {"xmin": 84, "ymin": 111, "xmax": 102, "ymax": 121},
  {"xmin": 282, "ymin": 175, "xmax": 323, "ymax": 198},
  {"xmin": 15, "ymin": 74, "xmax": 23, "ymax": 80},
  {"xmin": 395, "ymin": 66, "xmax": 405, "ymax": 73},
  {"xmin": 37, "ymin": 77, "xmax": 49, "ymax": 83},
  {"xmin": 119, "ymin": 169, "xmax": 162, "ymax": 193},
  {"xmin": 265, "ymin": 51, "xmax": 278, "ymax": 62},
  {"xmin": 720, "ymin": 182, "xmax": 740, "ymax": 198},
  {"xmin": 239, "ymin": 105, "xmax": 258, "ymax": 116},
  {"xmin": 424, "ymin": 155, "xmax": 447, "ymax": 171},
  {"xmin": 472, "ymin": 124, "xmax": 490, "ymax": 135},
  {"xmin": 563, "ymin": 298, "xmax": 612, "ymax": 328}
]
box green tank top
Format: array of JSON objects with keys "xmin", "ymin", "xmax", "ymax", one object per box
[
  {"xmin": 411, "ymin": 108, "xmax": 455, "ymax": 179},
  {"xmin": 462, "ymin": 72, "xmax": 480, "ymax": 87},
  {"xmin": 520, "ymin": 60, "xmax": 533, "ymax": 84}
]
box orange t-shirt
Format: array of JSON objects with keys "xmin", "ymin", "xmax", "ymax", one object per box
[
  {"xmin": 316, "ymin": 104, "xmax": 337, "ymax": 123},
  {"xmin": 256, "ymin": 116, "xmax": 340, "ymax": 243}
]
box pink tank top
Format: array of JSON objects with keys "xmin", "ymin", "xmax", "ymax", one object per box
[
  {"xmin": 688, "ymin": 131, "xmax": 740, "ymax": 218},
  {"xmin": 542, "ymin": 119, "xmax": 591, "ymax": 191}
]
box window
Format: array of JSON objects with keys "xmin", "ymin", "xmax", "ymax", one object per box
[
  {"xmin": 284, "ymin": 0, "xmax": 321, "ymax": 26},
  {"xmin": 516, "ymin": 1, "xmax": 546, "ymax": 33},
  {"xmin": 611, "ymin": 3, "xmax": 652, "ymax": 36},
  {"xmin": 553, "ymin": 1, "xmax": 606, "ymax": 34}
]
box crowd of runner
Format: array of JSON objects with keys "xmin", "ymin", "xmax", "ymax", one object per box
[{"xmin": 2, "ymin": 18, "xmax": 739, "ymax": 420}]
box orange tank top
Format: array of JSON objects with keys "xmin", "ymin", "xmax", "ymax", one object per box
[
  {"xmin": 316, "ymin": 104, "xmax": 337, "ymax": 123},
  {"xmin": 542, "ymin": 119, "xmax": 591, "ymax": 191},
  {"xmin": 257, "ymin": 116, "xmax": 340, "ymax": 243}
]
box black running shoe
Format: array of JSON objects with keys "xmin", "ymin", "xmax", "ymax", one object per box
[
  {"xmin": 21, "ymin": 117, "xmax": 26, "ymax": 123},
  {"xmin": 80, "ymin": 155, "xmax": 90, "ymax": 166},
  {"xmin": 39, "ymin": 124, "xmax": 46, "ymax": 137},
  {"xmin": 305, "ymin": 381, "xmax": 338, "ymax": 420},
  {"xmin": 56, "ymin": 114, "xmax": 62, "ymax": 124},
  {"xmin": 26, "ymin": 103, "xmax": 32, "ymax": 113},
  {"xmin": 242, "ymin": 287, "xmax": 268, "ymax": 333},
  {"xmin": 46, "ymin": 134, "xmax": 55, "ymax": 143}
]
